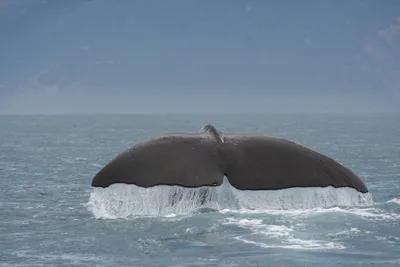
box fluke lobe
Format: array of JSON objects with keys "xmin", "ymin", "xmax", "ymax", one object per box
[{"xmin": 91, "ymin": 124, "xmax": 368, "ymax": 193}]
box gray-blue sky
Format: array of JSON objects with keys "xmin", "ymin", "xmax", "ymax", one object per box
[{"xmin": 0, "ymin": 0, "xmax": 399, "ymax": 114}]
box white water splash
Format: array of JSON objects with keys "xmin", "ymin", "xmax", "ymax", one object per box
[{"xmin": 86, "ymin": 178, "xmax": 373, "ymax": 219}]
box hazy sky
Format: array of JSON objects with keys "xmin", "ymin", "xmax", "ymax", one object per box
[{"xmin": 0, "ymin": 0, "xmax": 399, "ymax": 114}]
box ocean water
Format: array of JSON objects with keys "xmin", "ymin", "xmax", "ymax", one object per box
[{"xmin": 0, "ymin": 114, "xmax": 399, "ymax": 267}]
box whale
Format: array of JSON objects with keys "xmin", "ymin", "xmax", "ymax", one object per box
[{"xmin": 91, "ymin": 124, "xmax": 368, "ymax": 193}]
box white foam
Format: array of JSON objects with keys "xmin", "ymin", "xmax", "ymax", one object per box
[
  {"xmin": 308, "ymin": 207, "xmax": 400, "ymax": 220},
  {"xmin": 374, "ymin": 235, "xmax": 400, "ymax": 244},
  {"xmin": 220, "ymin": 206, "xmax": 400, "ymax": 221},
  {"xmin": 327, "ymin": 228, "xmax": 361, "ymax": 238},
  {"xmin": 86, "ymin": 178, "xmax": 373, "ymax": 219},
  {"xmin": 224, "ymin": 218, "xmax": 344, "ymax": 251}
]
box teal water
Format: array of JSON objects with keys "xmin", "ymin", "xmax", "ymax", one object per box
[{"xmin": 1, "ymin": 114, "xmax": 399, "ymax": 266}]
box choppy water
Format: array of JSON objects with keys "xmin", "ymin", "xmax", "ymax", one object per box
[{"xmin": 1, "ymin": 114, "xmax": 399, "ymax": 266}]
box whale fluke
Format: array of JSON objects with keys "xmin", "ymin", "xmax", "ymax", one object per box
[
  {"xmin": 221, "ymin": 135, "xmax": 367, "ymax": 192},
  {"xmin": 91, "ymin": 124, "xmax": 368, "ymax": 193},
  {"xmin": 91, "ymin": 134, "xmax": 225, "ymax": 188}
]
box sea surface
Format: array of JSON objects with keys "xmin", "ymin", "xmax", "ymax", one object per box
[{"xmin": 0, "ymin": 114, "xmax": 399, "ymax": 266}]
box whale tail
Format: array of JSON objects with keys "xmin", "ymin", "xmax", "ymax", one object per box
[{"xmin": 91, "ymin": 124, "xmax": 368, "ymax": 193}]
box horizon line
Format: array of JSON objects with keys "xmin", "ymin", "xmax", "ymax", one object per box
[{"xmin": 0, "ymin": 111, "xmax": 399, "ymax": 116}]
